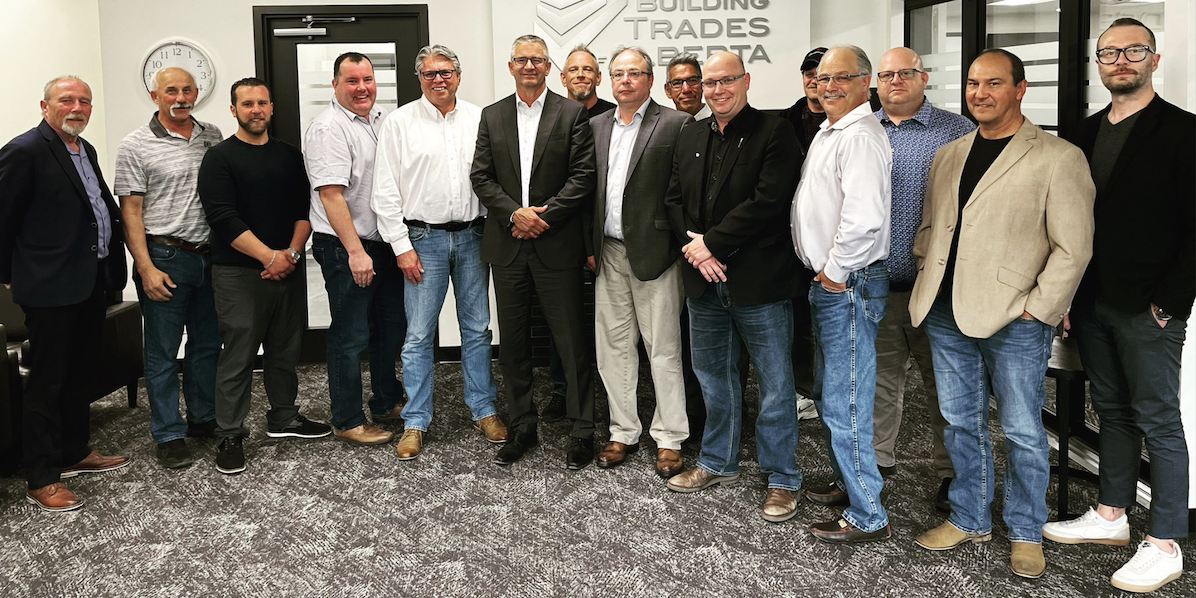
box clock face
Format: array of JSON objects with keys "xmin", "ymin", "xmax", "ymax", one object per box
[{"xmin": 142, "ymin": 41, "xmax": 216, "ymax": 105}]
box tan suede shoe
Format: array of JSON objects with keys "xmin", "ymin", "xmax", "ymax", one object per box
[
  {"xmin": 1011, "ymin": 541, "xmax": 1046, "ymax": 579},
  {"xmin": 915, "ymin": 521, "xmax": 993, "ymax": 550},
  {"xmin": 334, "ymin": 424, "xmax": 394, "ymax": 446},
  {"xmin": 474, "ymin": 415, "xmax": 509, "ymax": 444},
  {"xmin": 395, "ymin": 429, "xmax": 424, "ymax": 460},
  {"xmin": 26, "ymin": 482, "xmax": 83, "ymax": 512}
]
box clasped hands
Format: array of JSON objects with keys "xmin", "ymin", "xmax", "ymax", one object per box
[
  {"xmin": 261, "ymin": 248, "xmax": 298, "ymax": 281},
  {"xmin": 682, "ymin": 231, "xmax": 727, "ymax": 283},
  {"xmin": 511, "ymin": 206, "xmax": 549, "ymax": 240}
]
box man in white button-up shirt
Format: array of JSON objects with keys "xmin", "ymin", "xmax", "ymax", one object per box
[
  {"xmin": 304, "ymin": 52, "xmax": 403, "ymax": 448},
  {"xmin": 791, "ymin": 45, "xmax": 893, "ymax": 544},
  {"xmin": 372, "ymin": 45, "xmax": 508, "ymax": 461}
]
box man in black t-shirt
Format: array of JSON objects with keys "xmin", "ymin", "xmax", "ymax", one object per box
[
  {"xmin": 908, "ymin": 50, "xmax": 1094, "ymax": 580},
  {"xmin": 198, "ymin": 78, "xmax": 330, "ymax": 476}
]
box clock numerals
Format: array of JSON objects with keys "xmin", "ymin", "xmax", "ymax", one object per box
[{"xmin": 144, "ymin": 41, "xmax": 214, "ymax": 105}]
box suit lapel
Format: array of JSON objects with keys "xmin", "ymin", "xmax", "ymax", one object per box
[
  {"xmin": 593, "ymin": 113, "xmax": 614, "ymax": 220},
  {"xmin": 688, "ymin": 123, "xmax": 712, "ymax": 221},
  {"xmin": 624, "ymin": 101, "xmax": 660, "ymax": 185},
  {"xmin": 964, "ymin": 120, "xmax": 1035, "ymax": 208},
  {"xmin": 500, "ymin": 96, "xmax": 521, "ymax": 195},
  {"xmin": 40, "ymin": 120, "xmax": 88, "ymax": 202},
  {"xmin": 531, "ymin": 92, "xmax": 562, "ymax": 177},
  {"xmin": 706, "ymin": 124, "xmax": 749, "ymax": 212}
]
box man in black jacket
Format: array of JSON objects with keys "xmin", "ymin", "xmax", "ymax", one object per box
[{"xmin": 1043, "ymin": 18, "xmax": 1194, "ymax": 594}]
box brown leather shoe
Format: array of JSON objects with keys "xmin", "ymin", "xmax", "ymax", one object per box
[
  {"xmin": 803, "ymin": 482, "xmax": 849, "ymax": 506},
  {"xmin": 762, "ymin": 489, "xmax": 799, "ymax": 523},
  {"xmin": 334, "ymin": 424, "xmax": 394, "ymax": 446},
  {"xmin": 810, "ymin": 518, "xmax": 891, "ymax": 543},
  {"xmin": 26, "ymin": 482, "xmax": 83, "ymax": 512},
  {"xmin": 474, "ymin": 415, "xmax": 509, "ymax": 444},
  {"xmin": 666, "ymin": 467, "xmax": 739, "ymax": 493},
  {"xmin": 60, "ymin": 450, "xmax": 130, "ymax": 479},
  {"xmin": 596, "ymin": 441, "xmax": 638, "ymax": 469},
  {"xmin": 373, "ymin": 404, "xmax": 404, "ymax": 423},
  {"xmin": 655, "ymin": 448, "xmax": 683, "ymax": 478},
  {"xmin": 396, "ymin": 429, "xmax": 424, "ymax": 460}
]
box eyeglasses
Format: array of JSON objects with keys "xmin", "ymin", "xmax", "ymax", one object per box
[
  {"xmin": 875, "ymin": 68, "xmax": 924, "ymax": 82},
  {"xmin": 814, "ymin": 73, "xmax": 867, "ymax": 86},
  {"xmin": 419, "ymin": 70, "xmax": 456, "ymax": 81},
  {"xmin": 700, "ymin": 73, "xmax": 747, "ymax": 90},
  {"xmin": 1095, "ymin": 45, "xmax": 1154, "ymax": 65},
  {"xmin": 512, "ymin": 56, "xmax": 549, "ymax": 67},
  {"xmin": 666, "ymin": 76, "xmax": 701, "ymax": 91},
  {"xmin": 611, "ymin": 70, "xmax": 649, "ymax": 81}
]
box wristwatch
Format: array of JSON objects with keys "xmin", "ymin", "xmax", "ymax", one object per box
[
  {"xmin": 1154, "ymin": 305, "xmax": 1173, "ymax": 322},
  {"xmin": 288, "ymin": 247, "xmax": 302, "ymax": 262}
]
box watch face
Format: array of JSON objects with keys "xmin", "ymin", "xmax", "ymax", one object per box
[{"xmin": 142, "ymin": 41, "xmax": 216, "ymax": 105}]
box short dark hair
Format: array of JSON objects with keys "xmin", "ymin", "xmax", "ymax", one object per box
[
  {"xmin": 1103, "ymin": 17, "xmax": 1156, "ymax": 49},
  {"xmin": 230, "ymin": 77, "xmax": 270, "ymax": 105},
  {"xmin": 333, "ymin": 52, "xmax": 371, "ymax": 80},
  {"xmin": 666, "ymin": 52, "xmax": 701, "ymax": 76},
  {"xmin": 976, "ymin": 48, "xmax": 1025, "ymax": 84}
]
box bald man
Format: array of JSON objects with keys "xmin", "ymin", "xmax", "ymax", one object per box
[{"xmin": 116, "ymin": 67, "xmax": 225, "ymax": 469}]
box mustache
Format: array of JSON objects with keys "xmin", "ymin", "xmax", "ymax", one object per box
[{"xmin": 171, "ymin": 102, "xmax": 194, "ymax": 110}]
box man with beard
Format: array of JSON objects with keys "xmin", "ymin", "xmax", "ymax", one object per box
[
  {"xmin": 1043, "ymin": 18, "xmax": 1193, "ymax": 594},
  {"xmin": 199, "ymin": 78, "xmax": 329, "ymax": 475},
  {"xmin": 0, "ymin": 76, "xmax": 130, "ymax": 511},
  {"xmin": 561, "ymin": 44, "xmax": 614, "ymax": 119},
  {"xmin": 115, "ymin": 68, "xmax": 225, "ymax": 469}
]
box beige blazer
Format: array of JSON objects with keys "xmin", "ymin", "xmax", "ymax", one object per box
[{"xmin": 909, "ymin": 119, "xmax": 1095, "ymax": 338}]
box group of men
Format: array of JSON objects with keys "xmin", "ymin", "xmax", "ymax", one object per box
[{"xmin": 0, "ymin": 17, "xmax": 1190, "ymax": 594}]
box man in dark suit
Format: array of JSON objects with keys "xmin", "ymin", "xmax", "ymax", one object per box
[
  {"xmin": 1043, "ymin": 18, "xmax": 1193, "ymax": 594},
  {"xmin": 471, "ymin": 34, "xmax": 597, "ymax": 469},
  {"xmin": 0, "ymin": 76, "xmax": 130, "ymax": 512},
  {"xmin": 662, "ymin": 52, "xmax": 803, "ymax": 524},
  {"xmin": 588, "ymin": 46, "xmax": 693, "ymax": 477}
]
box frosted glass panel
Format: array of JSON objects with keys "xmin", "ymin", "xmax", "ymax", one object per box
[
  {"xmin": 986, "ymin": 0, "xmax": 1060, "ymax": 128},
  {"xmin": 909, "ymin": 1, "xmax": 965, "ymax": 115}
]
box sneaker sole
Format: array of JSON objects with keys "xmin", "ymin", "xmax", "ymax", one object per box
[
  {"xmin": 25, "ymin": 495, "xmax": 85, "ymax": 512},
  {"xmin": 60, "ymin": 460, "xmax": 132, "ymax": 479},
  {"xmin": 216, "ymin": 464, "xmax": 246, "ymax": 475},
  {"xmin": 266, "ymin": 430, "xmax": 332, "ymax": 439},
  {"xmin": 1042, "ymin": 530, "xmax": 1130, "ymax": 546},
  {"xmin": 1111, "ymin": 571, "xmax": 1182, "ymax": 593},
  {"xmin": 667, "ymin": 475, "xmax": 739, "ymax": 493},
  {"xmin": 915, "ymin": 533, "xmax": 992, "ymax": 551}
]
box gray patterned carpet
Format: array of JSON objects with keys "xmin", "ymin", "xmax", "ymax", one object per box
[{"xmin": 0, "ymin": 363, "xmax": 1191, "ymax": 598}]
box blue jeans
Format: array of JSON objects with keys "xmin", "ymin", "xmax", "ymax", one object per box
[
  {"xmin": 135, "ymin": 242, "xmax": 221, "ymax": 444},
  {"xmin": 400, "ymin": 224, "xmax": 497, "ymax": 431},
  {"xmin": 923, "ymin": 296, "xmax": 1053, "ymax": 543},
  {"xmin": 687, "ymin": 283, "xmax": 800, "ymax": 490},
  {"xmin": 311, "ymin": 234, "xmax": 405, "ymax": 431},
  {"xmin": 809, "ymin": 261, "xmax": 889, "ymax": 533}
]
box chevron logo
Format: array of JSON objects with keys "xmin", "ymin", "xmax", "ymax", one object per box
[{"xmin": 533, "ymin": 0, "xmax": 629, "ymax": 68}]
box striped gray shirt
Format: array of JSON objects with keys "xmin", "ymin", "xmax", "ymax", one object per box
[{"xmin": 114, "ymin": 114, "xmax": 223, "ymax": 244}]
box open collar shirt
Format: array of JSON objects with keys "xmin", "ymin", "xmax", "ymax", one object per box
[
  {"xmin": 603, "ymin": 99, "xmax": 649, "ymax": 240},
  {"xmin": 515, "ymin": 86, "xmax": 548, "ymax": 208},
  {"xmin": 304, "ymin": 98, "xmax": 386, "ymax": 241}
]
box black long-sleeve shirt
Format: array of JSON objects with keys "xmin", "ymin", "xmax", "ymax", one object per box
[{"xmin": 198, "ymin": 136, "xmax": 309, "ymax": 269}]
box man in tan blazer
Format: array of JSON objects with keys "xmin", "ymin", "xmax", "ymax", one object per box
[{"xmin": 908, "ymin": 49, "xmax": 1094, "ymax": 580}]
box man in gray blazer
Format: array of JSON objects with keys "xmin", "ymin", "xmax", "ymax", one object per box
[{"xmin": 588, "ymin": 46, "xmax": 693, "ymax": 478}]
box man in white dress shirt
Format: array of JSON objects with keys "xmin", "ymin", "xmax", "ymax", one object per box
[
  {"xmin": 791, "ymin": 45, "xmax": 893, "ymax": 544},
  {"xmin": 373, "ymin": 45, "xmax": 508, "ymax": 460}
]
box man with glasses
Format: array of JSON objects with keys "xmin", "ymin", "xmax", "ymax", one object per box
[
  {"xmin": 870, "ymin": 47, "xmax": 974, "ymax": 511},
  {"xmin": 1042, "ymin": 18, "xmax": 1193, "ymax": 594},
  {"xmin": 663, "ymin": 52, "xmax": 803, "ymax": 525},
  {"xmin": 589, "ymin": 46, "xmax": 693, "ymax": 477},
  {"xmin": 471, "ymin": 34, "xmax": 597, "ymax": 469},
  {"xmin": 909, "ymin": 49, "xmax": 1093, "ymax": 579},
  {"xmin": 792, "ymin": 46, "xmax": 892, "ymax": 543},
  {"xmin": 304, "ymin": 52, "xmax": 403, "ymax": 450},
  {"xmin": 372, "ymin": 45, "xmax": 507, "ymax": 460},
  {"xmin": 662, "ymin": 53, "xmax": 710, "ymax": 120}
]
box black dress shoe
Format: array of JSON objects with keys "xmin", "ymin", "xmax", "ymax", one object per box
[
  {"xmin": 494, "ymin": 430, "xmax": 538, "ymax": 466},
  {"xmin": 804, "ymin": 482, "xmax": 850, "ymax": 506},
  {"xmin": 878, "ymin": 464, "xmax": 897, "ymax": 479},
  {"xmin": 565, "ymin": 437, "xmax": 594, "ymax": 471},
  {"xmin": 541, "ymin": 393, "xmax": 566, "ymax": 423},
  {"xmin": 810, "ymin": 519, "xmax": 891, "ymax": 543},
  {"xmin": 935, "ymin": 478, "xmax": 952, "ymax": 512}
]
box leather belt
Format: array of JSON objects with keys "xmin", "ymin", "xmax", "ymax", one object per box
[
  {"xmin": 403, "ymin": 217, "xmax": 484, "ymax": 232},
  {"xmin": 147, "ymin": 234, "xmax": 209, "ymax": 254}
]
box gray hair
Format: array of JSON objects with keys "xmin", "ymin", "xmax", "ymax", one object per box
[
  {"xmin": 827, "ymin": 45, "xmax": 873, "ymax": 76},
  {"xmin": 510, "ymin": 34, "xmax": 548, "ymax": 60},
  {"xmin": 666, "ymin": 52, "xmax": 701, "ymax": 75},
  {"xmin": 414, "ymin": 44, "xmax": 463, "ymax": 75},
  {"xmin": 609, "ymin": 46, "xmax": 654, "ymax": 74},
  {"xmin": 43, "ymin": 75, "xmax": 90, "ymax": 101},
  {"xmin": 567, "ymin": 44, "xmax": 598, "ymax": 63}
]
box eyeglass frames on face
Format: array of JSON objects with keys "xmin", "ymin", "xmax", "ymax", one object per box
[
  {"xmin": 419, "ymin": 70, "xmax": 456, "ymax": 81},
  {"xmin": 700, "ymin": 73, "xmax": 746, "ymax": 90},
  {"xmin": 1095, "ymin": 45, "xmax": 1154, "ymax": 65},
  {"xmin": 667, "ymin": 76, "xmax": 701, "ymax": 91},
  {"xmin": 512, "ymin": 56, "xmax": 549, "ymax": 67},
  {"xmin": 814, "ymin": 73, "xmax": 867, "ymax": 86},
  {"xmin": 611, "ymin": 70, "xmax": 649, "ymax": 81},
  {"xmin": 875, "ymin": 68, "xmax": 924, "ymax": 83}
]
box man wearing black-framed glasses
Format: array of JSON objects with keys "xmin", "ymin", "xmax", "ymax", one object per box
[
  {"xmin": 662, "ymin": 53, "xmax": 710, "ymax": 119},
  {"xmin": 1044, "ymin": 17, "xmax": 1193, "ymax": 594}
]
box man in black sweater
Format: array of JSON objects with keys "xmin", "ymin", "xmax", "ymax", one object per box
[{"xmin": 198, "ymin": 78, "xmax": 329, "ymax": 475}]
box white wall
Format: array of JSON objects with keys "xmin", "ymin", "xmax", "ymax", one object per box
[{"xmin": 810, "ymin": 0, "xmax": 904, "ymax": 71}]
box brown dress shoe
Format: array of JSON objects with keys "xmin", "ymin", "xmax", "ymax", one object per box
[
  {"xmin": 396, "ymin": 429, "xmax": 424, "ymax": 460},
  {"xmin": 803, "ymin": 482, "xmax": 850, "ymax": 506},
  {"xmin": 762, "ymin": 489, "xmax": 799, "ymax": 523},
  {"xmin": 810, "ymin": 518, "xmax": 891, "ymax": 544},
  {"xmin": 596, "ymin": 441, "xmax": 638, "ymax": 469},
  {"xmin": 26, "ymin": 482, "xmax": 83, "ymax": 512},
  {"xmin": 334, "ymin": 424, "xmax": 394, "ymax": 446},
  {"xmin": 60, "ymin": 450, "xmax": 130, "ymax": 479},
  {"xmin": 655, "ymin": 449, "xmax": 683, "ymax": 478},
  {"xmin": 474, "ymin": 415, "xmax": 509, "ymax": 444},
  {"xmin": 666, "ymin": 467, "xmax": 739, "ymax": 493},
  {"xmin": 373, "ymin": 404, "xmax": 404, "ymax": 423}
]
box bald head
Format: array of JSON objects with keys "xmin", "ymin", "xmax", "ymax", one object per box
[
  {"xmin": 151, "ymin": 67, "xmax": 199, "ymax": 127},
  {"xmin": 876, "ymin": 47, "xmax": 929, "ymax": 118},
  {"xmin": 155, "ymin": 67, "xmax": 196, "ymax": 93},
  {"xmin": 703, "ymin": 51, "xmax": 751, "ymax": 129}
]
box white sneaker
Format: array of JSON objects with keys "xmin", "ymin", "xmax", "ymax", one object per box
[
  {"xmin": 1042, "ymin": 507, "xmax": 1130, "ymax": 546},
  {"xmin": 1111, "ymin": 541, "xmax": 1183, "ymax": 593},
  {"xmin": 797, "ymin": 395, "xmax": 818, "ymax": 420}
]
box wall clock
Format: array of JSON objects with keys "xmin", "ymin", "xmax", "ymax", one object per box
[{"xmin": 141, "ymin": 39, "xmax": 217, "ymax": 105}]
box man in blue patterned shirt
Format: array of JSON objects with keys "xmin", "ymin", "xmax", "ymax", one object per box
[{"xmin": 872, "ymin": 47, "xmax": 974, "ymax": 512}]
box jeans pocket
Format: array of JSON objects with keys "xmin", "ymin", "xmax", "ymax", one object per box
[
  {"xmin": 862, "ymin": 293, "xmax": 887, "ymax": 323},
  {"xmin": 148, "ymin": 244, "xmax": 177, "ymax": 262},
  {"xmin": 470, "ymin": 225, "xmax": 485, "ymax": 239},
  {"xmin": 409, "ymin": 226, "xmax": 428, "ymax": 242}
]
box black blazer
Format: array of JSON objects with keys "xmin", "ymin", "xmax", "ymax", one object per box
[
  {"xmin": 1071, "ymin": 95, "xmax": 1195, "ymax": 319},
  {"xmin": 663, "ymin": 105, "xmax": 801, "ymax": 305},
  {"xmin": 589, "ymin": 100, "xmax": 693, "ymax": 281},
  {"xmin": 470, "ymin": 89, "xmax": 596, "ymax": 270},
  {"xmin": 0, "ymin": 120, "xmax": 126, "ymax": 308}
]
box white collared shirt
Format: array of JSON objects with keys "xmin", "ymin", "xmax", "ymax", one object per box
[
  {"xmin": 791, "ymin": 102, "xmax": 892, "ymax": 283},
  {"xmin": 371, "ymin": 95, "xmax": 484, "ymax": 256},
  {"xmin": 603, "ymin": 99, "xmax": 650, "ymax": 240},
  {"xmin": 304, "ymin": 98, "xmax": 386, "ymax": 240},
  {"xmin": 515, "ymin": 87, "xmax": 548, "ymax": 208}
]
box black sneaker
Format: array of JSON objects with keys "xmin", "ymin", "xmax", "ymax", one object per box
[
  {"xmin": 266, "ymin": 415, "xmax": 332, "ymax": 439},
  {"xmin": 155, "ymin": 439, "xmax": 194, "ymax": 469},
  {"xmin": 186, "ymin": 419, "xmax": 218, "ymax": 438},
  {"xmin": 541, "ymin": 393, "xmax": 566, "ymax": 423},
  {"xmin": 215, "ymin": 437, "xmax": 245, "ymax": 475}
]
